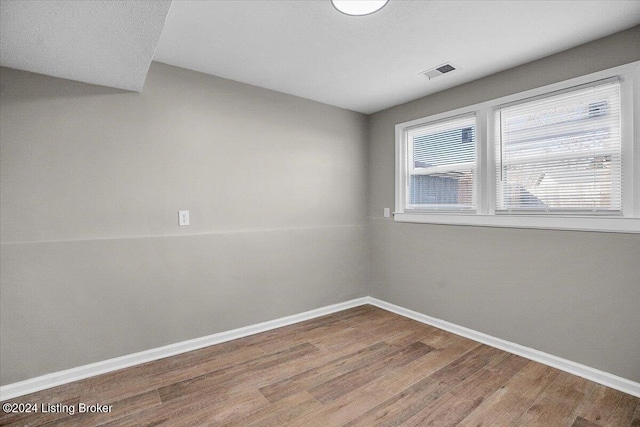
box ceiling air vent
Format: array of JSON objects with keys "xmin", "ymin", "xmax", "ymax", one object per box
[{"xmin": 421, "ymin": 63, "xmax": 456, "ymax": 80}]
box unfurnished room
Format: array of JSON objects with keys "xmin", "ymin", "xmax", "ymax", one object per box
[{"xmin": 1, "ymin": 0, "xmax": 639, "ymax": 425}]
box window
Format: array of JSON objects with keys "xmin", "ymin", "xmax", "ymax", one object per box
[
  {"xmin": 395, "ymin": 62, "xmax": 640, "ymax": 233},
  {"xmin": 406, "ymin": 114, "xmax": 476, "ymax": 211},
  {"xmin": 495, "ymin": 79, "xmax": 621, "ymax": 214}
]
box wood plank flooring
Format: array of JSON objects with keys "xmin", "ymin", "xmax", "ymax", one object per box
[{"xmin": 1, "ymin": 305, "xmax": 638, "ymax": 426}]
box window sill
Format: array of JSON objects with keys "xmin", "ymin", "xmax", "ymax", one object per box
[{"xmin": 393, "ymin": 212, "xmax": 640, "ymax": 233}]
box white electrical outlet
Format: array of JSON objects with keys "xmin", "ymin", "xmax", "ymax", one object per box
[
  {"xmin": 178, "ymin": 210, "xmax": 190, "ymax": 226},
  {"xmin": 384, "ymin": 208, "xmax": 391, "ymax": 218}
]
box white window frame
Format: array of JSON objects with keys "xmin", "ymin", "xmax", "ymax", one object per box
[{"xmin": 395, "ymin": 61, "xmax": 640, "ymax": 233}]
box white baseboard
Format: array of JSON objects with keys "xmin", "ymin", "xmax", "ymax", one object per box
[
  {"xmin": 366, "ymin": 297, "xmax": 640, "ymax": 398},
  {"xmin": 0, "ymin": 297, "xmax": 369, "ymax": 401},
  {"xmin": 2, "ymin": 296, "xmax": 638, "ymax": 400}
]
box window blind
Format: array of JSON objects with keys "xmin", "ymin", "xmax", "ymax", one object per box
[
  {"xmin": 495, "ymin": 80, "xmax": 621, "ymax": 213},
  {"xmin": 407, "ymin": 114, "xmax": 476, "ymax": 210}
]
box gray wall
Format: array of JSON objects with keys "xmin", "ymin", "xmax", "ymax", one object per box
[
  {"xmin": 368, "ymin": 26, "xmax": 640, "ymax": 382},
  {"xmin": 0, "ymin": 63, "xmax": 369, "ymax": 385}
]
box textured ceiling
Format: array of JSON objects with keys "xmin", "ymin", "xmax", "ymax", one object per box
[
  {"xmin": 154, "ymin": 0, "xmax": 640, "ymax": 113},
  {"xmin": 1, "ymin": 1, "xmax": 639, "ymax": 112},
  {"xmin": 0, "ymin": 0, "xmax": 171, "ymax": 92}
]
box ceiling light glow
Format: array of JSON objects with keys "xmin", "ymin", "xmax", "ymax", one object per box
[{"xmin": 331, "ymin": 0, "xmax": 389, "ymax": 16}]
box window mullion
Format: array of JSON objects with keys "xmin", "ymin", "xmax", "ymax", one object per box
[
  {"xmin": 476, "ymin": 109, "xmax": 488, "ymax": 214},
  {"xmin": 621, "ymin": 72, "xmax": 637, "ymax": 217}
]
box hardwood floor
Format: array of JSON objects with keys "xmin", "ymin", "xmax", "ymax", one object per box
[{"xmin": 1, "ymin": 305, "xmax": 638, "ymax": 426}]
